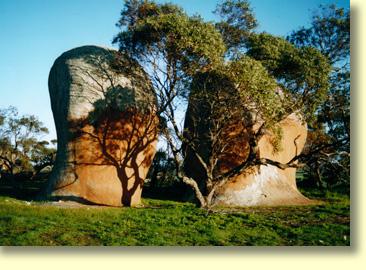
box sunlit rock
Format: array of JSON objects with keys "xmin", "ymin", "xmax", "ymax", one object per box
[
  {"xmin": 47, "ymin": 45, "xmax": 157, "ymax": 206},
  {"xmin": 184, "ymin": 89, "xmax": 311, "ymax": 206},
  {"xmin": 212, "ymin": 113, "xmax": 311, "ymax": 206}
]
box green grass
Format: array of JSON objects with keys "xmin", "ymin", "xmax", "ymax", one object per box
[{"xmin": 0, "ymin": 190, "xmax": 350, "ymax": 246}]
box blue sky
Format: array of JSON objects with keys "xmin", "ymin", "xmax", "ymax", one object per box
[{"xmin": 0, "ymin": 0, "xmax": 349, "ymax": 141}]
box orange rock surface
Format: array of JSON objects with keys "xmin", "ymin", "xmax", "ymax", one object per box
[
  {"xmin": 213, "ymin": 113, "xmax": 312, "ymax": 206},
  {"xmin": 47, "ymin": 46, "xmax": 157, "ymax": 206},
  {"xmin": 184, "ymin": 101, "xmax": 311, "ymax": 206}
]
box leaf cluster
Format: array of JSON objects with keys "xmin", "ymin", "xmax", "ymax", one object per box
[
  {"xmin": 113, "ymin": 0, "xmax": 226, "ymax": 76},
  {"xmin": 288, "ymin": 5, "xmax": 350, "ymax": 65},
  {"xmin": 246, "ymin": 33, "xmax": 331, "ymax": 123},
  {"xmin": 214, "ymin": 0, "xmax": 258, "ymax": 54}
]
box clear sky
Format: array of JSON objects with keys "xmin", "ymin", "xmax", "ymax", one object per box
[{"xmin": 0, "ymin": 0, "xmax": 349, "ymax": 141}]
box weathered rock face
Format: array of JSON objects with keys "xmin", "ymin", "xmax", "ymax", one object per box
[
  {"xmin": 47, "ymin": 45, "xmax": 158, "ymax": 206},
  {"xmin": 212, "ymin": 113, "xmax": 311, "ymax": 206},
  {"xmin": 183, "ymin": 93, "xmax": 311, "ymax": 206}
]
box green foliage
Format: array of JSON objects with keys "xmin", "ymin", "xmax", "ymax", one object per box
[
  {"xmin": 0, "ymin": 107, "xmax": 55, "ymax": 178},
  {"xmin": 246, "ymin": 33, "xmax": 331, "ymax": 124},
  {"xmin": 113, "ymin": 1, "xmax": 226, "ymax": 77},
  {"xmin": 227, "ymin": 55, "xmax": 283, "ymax": 124},
  {"xmin": 186, "ymin": 56, "xmax": 284, "ymax": 177},
  {"xmin": 112, "ymin": 1, "xmax": 347, "ymax": 202},
  {"xmin": 214, "ymin": 0, "xmax": 258, "ymax": 55},
  {"xmin": 0, "ymin": 191, "xmax": 349, "ymax": 246},
  {"xmin": 319, "ymin": 71, "xmax": 350, "ymax": 145},
  {"xmin": 146, "ymin": 148, "xmax": 178, "ymax": 188},
  {"xmin": 288, "ymin": 4, "xmax": 350, "ymax": 189},
  {"xmin": 246, "ymin": 33, "xmax": 296, "ymax": 72},
  {"xmin": 186, "ymin": 56, "xmax": 285, "ymax": 183},
  {"xmin": 288, "ymin": 5, "xmax": 350, "ymax": 65},
  {"xmin": 30, "ymin": 140, "xmax": 56, "ymax": 173},
  {"xmin": 114, "ymin": 0, "xmax": 331, "ymax": 143},
  {"xmin": 268, "ymin": 124, "xmax": 284, "ymax": 154},
  {"xmin": 116, "ymin": 0, "xmax": 185, "ymax": 31}
]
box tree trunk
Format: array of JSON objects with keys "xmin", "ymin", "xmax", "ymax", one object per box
[{"xmin": 182, "ymin": 176, "xmax": 207, "ymax": 208}]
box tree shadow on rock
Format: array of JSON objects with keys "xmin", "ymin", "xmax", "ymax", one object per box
[
  {"xmin": 47, "ymin": 48, "xmax": 158, "ymax": 206},
  {"xmin": 68, "ymin": 85, "xmax": 158, "ymax": 206}
]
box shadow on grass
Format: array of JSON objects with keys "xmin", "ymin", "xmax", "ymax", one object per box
[
  {"xmin": 0, "ymin": 178, "xmax": 102, "ymax": 206},
  {"xmin": 142, "ymin": 185, "xmax": 187, "ymax": 201},
  {"xmin": 0, "ymin": 178, "xmax": 47, "ymax": 201},
  {"xmin": 0, "ymin": 178, "xmax": 191, "ymax": 209}
]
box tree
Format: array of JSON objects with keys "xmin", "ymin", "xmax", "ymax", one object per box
[
  {"xmin": 113, "ymin": 0, "xmax": 331, "ymax": 207},
  {"xmin": 147, "ymin": 148, "xmax": 177, "ymax": 188},
  {"xmin": 287, "ymin": 5, "xmax": 350, "ymax": 190},
  {"xmin": 30, "ymin": 139, "xmax": 57, "ymax": 179},
  {"xmin": 288, "ymin": 5, "xmax": 349, "ymax": 65},
  {"xmin": 113, "ymin": 0, "xmax": 227, "ymax": 206},
  {"xmin": 183, "ymin": 56, "xmax": 285, "ymax": 205},
  {"xmin": 0, "ymin": 106, "xmax": 55, "ymax": 182},
  {"xmin": 183, "ymin": 41, "xmax": 331, "ymax": 206},
  {"xmin": 245, "ymin": 33, "xmax": 331, "ymax": 123},
  {"xmin": 214, "ymin": 0, "xmax": 258, "ymax": 57},
  {"xmin": 113, "ymin": 0, "xmax": 226, "ymax": 114}
]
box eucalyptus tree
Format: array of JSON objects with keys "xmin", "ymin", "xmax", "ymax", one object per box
[
  {"xmin": 0, "ymin": 106, "xmax": 54, "ymax": 181},
  {"xmin": 114, "ymin": 0, "xmax": 228, "ymax": 205},
  {"xmin": 288, "ymin": 5, "xmax": 350, "ymax": 189},
  {"xmin": 113, "ymin": 0, "xmax": 331, "ymax": 207}
]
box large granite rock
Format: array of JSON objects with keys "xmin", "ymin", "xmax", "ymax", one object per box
[
  {"xmin": 183, "ymin": 85, "xmax": 311, "ymax": 206},
  {"xmin": 212, "ymin": 113, "xmax": 311, "ymax": 206},
  {"xmin": 47, "ymin": 45, "xmax": 158, "ymax": 206}
]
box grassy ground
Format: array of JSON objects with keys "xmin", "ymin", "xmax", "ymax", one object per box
[{"xmin": 0, "ymin": 189, "xmax": 349, "ymax": 246}]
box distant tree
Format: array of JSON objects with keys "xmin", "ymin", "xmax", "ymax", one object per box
[
  {"xmin": 147, "ymin": 148, "xmax": 176, "ymax": 188},
  {"xmin": 30, "ymin": 139, "xmax": 57, "ymax": 178},
  {"xmin": 288, "ymin": 5, "xmax": 350, "ymax": 189},
  {"xmin": 114, "ymin": 0, "xmax": 331, "ymax": 207},
  {"xmin": 0, "ymin": 106, "xmax": 55, "ymax": 181}
]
